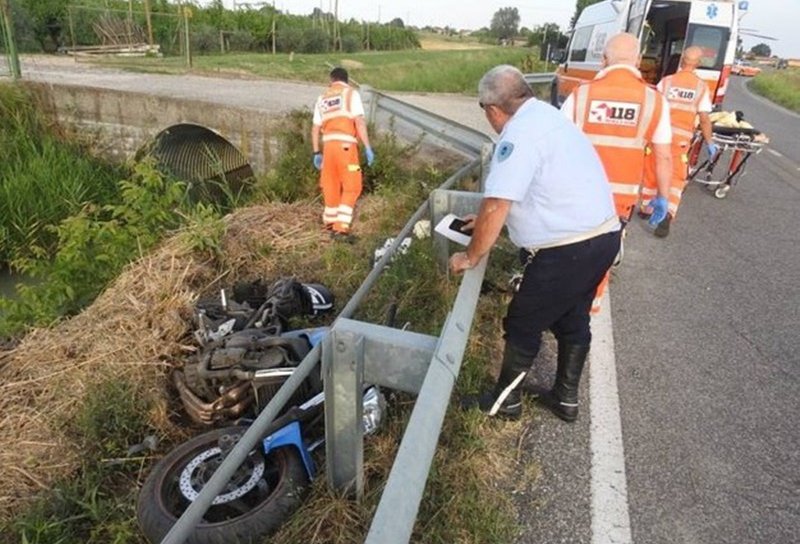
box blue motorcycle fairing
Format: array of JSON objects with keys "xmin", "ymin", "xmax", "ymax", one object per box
[
  {"xmin": 280, "ymin": 326, "xmax": 329, "ymax": 349},
  {"xmin": 262, "ymin": 421, "xmax": 316, "ymax": 480}
]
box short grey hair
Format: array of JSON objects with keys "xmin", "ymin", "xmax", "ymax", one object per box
[{"xmin": 478, "ymin": 65, "xmax": 533, "ymax": 114}]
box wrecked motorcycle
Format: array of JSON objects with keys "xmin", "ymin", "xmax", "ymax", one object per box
[{"xmin": 136, "ymin": 385, "xmax": 384, "ymax": 544}]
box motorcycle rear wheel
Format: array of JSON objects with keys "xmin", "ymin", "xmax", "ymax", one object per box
[{"xmin": 137, "ymin": 426, "xmax": 309, "ymax": 544}]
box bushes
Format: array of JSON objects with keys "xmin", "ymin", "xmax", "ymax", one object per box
[{"xmin": 0, "ymin": 83, "xmax": 122, "ymax": 265}]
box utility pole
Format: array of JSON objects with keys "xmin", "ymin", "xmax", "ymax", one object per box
[
  {"xmin": 271, "ymin": 0, "xmax": 276, "ymax": 54},
  {"xmin": 182, "ymin": 3, "xmax": 192, "ymax": 68},
  {"xmin": 0, "ymin": 0, "xmax": 21, "ymax": 79},
  {"xmin": 143, "ymin": 0, "xmax": 154, "ymax": 47},
  {"xmin": 334, "ymin": 0, "xmax": 340, "ymax": 51}
]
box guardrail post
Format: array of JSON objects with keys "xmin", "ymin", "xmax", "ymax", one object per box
[
  {"xmin": 361, "ymin": 84, "xmax": 378, "ymax": 125},
  {"xmin": 323, "ymin": 327, "xmax": 366, "ymax": 498},
  {"xmin": 430, "ymin": 189, "xmax": 484, "ymax": 271}
]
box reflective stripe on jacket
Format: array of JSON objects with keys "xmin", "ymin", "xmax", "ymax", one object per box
[
  {"xmin": 660, "ymin": 70, "xmax": 707, "ymax": 144},
  {"xmin": 319, "ymin": 83, "xmax": 358, "ymax": 144},
  {"xmin": 572, "ymin": 67, "xmax": 664, "ymax": 218}
]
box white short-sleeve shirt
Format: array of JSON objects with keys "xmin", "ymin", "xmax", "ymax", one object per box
[{"xmin": 484, "ymin": 98, "xmax": 619, "ymax": 248}]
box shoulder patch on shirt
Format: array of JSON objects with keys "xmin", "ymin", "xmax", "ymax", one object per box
[{"xmin": 497, "ymin": 141, "xmax": 515, "ymax": 162}]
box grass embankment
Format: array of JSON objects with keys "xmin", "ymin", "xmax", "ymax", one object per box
[
  {"xmin": 750, "ymin": 68, "xmax": 800, "ymax": 113},
  {"xmin": 0, "ymin": 83, "xmax": 123, "ymax": 265},
  {"xmin": 92, "ymin": 46, "xmax": 544, "ymax": 93},
  {"xmin": 2, "ymin": 109, "xmax": 537, "ymax": 543}
]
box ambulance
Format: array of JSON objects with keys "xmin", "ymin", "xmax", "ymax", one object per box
[{"xmin": 551, "ymin": 0, "xmax": 740, "ymax": 107}]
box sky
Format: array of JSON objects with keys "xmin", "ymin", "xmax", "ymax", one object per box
[{"xmin": 221, "ymin": 1, "xmax": 800, "ymax": 58}]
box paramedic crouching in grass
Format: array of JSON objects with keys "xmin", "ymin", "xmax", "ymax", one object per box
[{"xmin": 451, "ymin": 65, "xmax": 621, "ymax": 422}]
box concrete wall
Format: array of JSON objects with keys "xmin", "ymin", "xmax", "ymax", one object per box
[{"xmin": 24, "ymin": 81, "xmax": 284, "ymax": 175}]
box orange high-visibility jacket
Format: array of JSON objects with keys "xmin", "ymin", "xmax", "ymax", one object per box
[
  {"xmin": 318, "ymin": 83, "xmax": 358, "ymax": 145},
  {"xmin": 659, "ymin": 70, "xmax": 707, "ymax": 145},
  {"xmin": 572, "ymin": 67, "xmax": 664, "ymax": 218}
]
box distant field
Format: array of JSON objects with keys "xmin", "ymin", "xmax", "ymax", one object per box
[
  {"xmin": 749, "ymin": 68, "xmax": 800, "ymax": 113},
  {"xmin": 91, "ymin": 47, "xmax": 543, "ymax": 94},
  {"xmin": 417, "ymin": 32, "xmax": 492, "ymax": 51}
]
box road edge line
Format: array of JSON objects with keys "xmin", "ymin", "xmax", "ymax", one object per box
[{"xmin": 589, "ymin": 292, "xmax": 633, "ymax": 544}]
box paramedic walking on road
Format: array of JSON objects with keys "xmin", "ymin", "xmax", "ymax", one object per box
[
  {"xmin": 561, "ymin": 32, "xmax": 673, "ymax": 313},
  {"xmin": 640, "ymin": 46, "xmax": 717, "ymax": 237},
  {"xmin": 452, "ymin": 65, "xmax": 621, "ymax": 422},
  {"xmin": 561, "ymin": 32, "xmax": 673, "ymax": 224},
  {"xmin": 311, "ymin": 67, "xmax": 375, "ymax": 240}
]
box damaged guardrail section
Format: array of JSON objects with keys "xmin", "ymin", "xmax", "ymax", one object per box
[{"xmin": 161, "ymin": 88, "xmax": 499, "ymax": 544}]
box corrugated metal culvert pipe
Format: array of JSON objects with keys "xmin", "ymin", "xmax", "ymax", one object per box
[{"xmin": 141, "ymin": 123, "xmax": 254, "ymax": 204}]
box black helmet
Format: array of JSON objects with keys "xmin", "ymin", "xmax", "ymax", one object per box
[{"xmin": 300, "ymin": 283, "xmax": 335, "ymax": 315}]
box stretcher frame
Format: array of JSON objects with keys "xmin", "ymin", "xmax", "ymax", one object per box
[{"xmin": 687, "ymin": 125, "xmax": 767, "ymax": 199}]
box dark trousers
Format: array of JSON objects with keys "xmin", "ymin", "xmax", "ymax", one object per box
[{"xmin": 504, "ymin": 230, "xmax": 622, "ymax": 357}]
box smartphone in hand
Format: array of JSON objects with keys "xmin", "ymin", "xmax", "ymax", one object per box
[{"xmin": 448, "ymin": 217, "xmax": 474, "ymax": 235}]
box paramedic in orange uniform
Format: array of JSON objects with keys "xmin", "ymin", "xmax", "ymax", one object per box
[
  {"xmin": 640, "ymin": 46, "xmax": 718, "ymax": 237},
  {"xmin": 561, "ymin": 33, "xmax": 673, "ymax": 314},
  {"xmin": 311, "ymin": 67, "xmax": 374, "ymax": 240}
]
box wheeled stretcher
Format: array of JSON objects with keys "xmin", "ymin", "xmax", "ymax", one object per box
[{"xmin": 687, "ymin": 124, "xmax": 769, "ymax": 199}]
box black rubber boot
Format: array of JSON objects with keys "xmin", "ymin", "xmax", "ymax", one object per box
[
  {"xmin": 535, "ymin": 342, "xmax": 590, "ymax": 422},
  {"xmin": 461, "ymin": 344, "xmax": 531, "ymax": 420}
]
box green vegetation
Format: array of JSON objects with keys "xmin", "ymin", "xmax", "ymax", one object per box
[
  {"xmin": 12, "ymin": 0, "xmax": 418, "ymax": 55},
  {"xmin": 0, "ymin": 159, "xmax": 219, "ymax": 335},
  {"xmin": 0, "ymin": 83, "xmax": 122, "ymax": 265},
  {"xmin": 750, "ymin": 68, "xmax": 800, "ymax": 113},
  {"xmin": 2, "ymin": 108, "xmax": 529, "ymax": 544},
  {"xmin": 95, "ymin": 47, "xmax": 542, "ymax": 93}
]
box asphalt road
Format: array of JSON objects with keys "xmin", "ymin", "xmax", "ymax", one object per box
[
  {"xmin": 9, "ymin": 58, "xmax": 799, "ymax": 542},
  {"xmin": 613, "ymin": 75, "xmax": 800, "ymax": 543}
]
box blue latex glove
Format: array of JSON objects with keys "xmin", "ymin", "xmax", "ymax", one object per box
[
  {"xmin": 648, "ymin": 196, "xmax": 669, "ymax": 227},
  {"xmin": 365, "ymin": 146, "xmax": 375, "ymax": 167},
  {"xmin": 313, "ymin": 152, "xmax": 322, "ymax": 170},
  {"xmin": 706, "ymin": 142, "xmax": 719, "ymax": 158}
]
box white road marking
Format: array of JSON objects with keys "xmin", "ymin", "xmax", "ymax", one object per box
[
  {"xmin": 768, "ymin": 149, "xmax": 783, "ymax": 157},
  {"xmin": 590, "ymin": 293, "xmax": 633, "ymax": 544}
]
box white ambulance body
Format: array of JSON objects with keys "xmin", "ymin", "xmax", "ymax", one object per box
[{"xmin": 553, "ymin": 0, "xmax": 739, "ymax": 107}]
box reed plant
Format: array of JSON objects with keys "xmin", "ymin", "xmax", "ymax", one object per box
[{"xmin": 0, "ymin": 83, "xmax": 123, "ymax": 265}]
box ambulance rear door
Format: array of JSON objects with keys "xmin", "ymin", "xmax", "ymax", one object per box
[
  {"xmin": 685, "ymin": 0, "xmax": 736, "ymax": 105},
  {"xmin": 626, "ymin": 0, "xmax": 654, "ymax": 38}
]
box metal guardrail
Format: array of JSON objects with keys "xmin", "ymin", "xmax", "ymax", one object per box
[
  {"xmin": 524, "ymin": 72, "xmax": 556, "ymax": 86},
  {"xmin": 160, "ymin": 93, "xmax": 492, "ymax": 544},
  {"xmin": 363, "ymin": 84, "xmax": 491, "ymax": 158}
]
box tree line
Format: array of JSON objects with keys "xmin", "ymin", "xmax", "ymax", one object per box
[{"xmin": 7, "ymin": 0, "xmax": 419, "ymax": 55}]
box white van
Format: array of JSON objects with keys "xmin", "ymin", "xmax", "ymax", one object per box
[{"xmin": 552, "ymin": 0, "xmax": 739, "ymax": 107}]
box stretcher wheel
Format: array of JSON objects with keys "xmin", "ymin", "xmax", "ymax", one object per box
[{"xmin": 714, "ymin": 186, "xmax": 731, "ymax": 199}]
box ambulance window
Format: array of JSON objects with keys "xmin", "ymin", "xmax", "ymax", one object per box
[
  {"xmin": 570, "ymin": 26, "xmax": 593, "ymax": 62},
  {"xmin": 685, "ymin": 25, "xmax": 729, "ymax": 70}
]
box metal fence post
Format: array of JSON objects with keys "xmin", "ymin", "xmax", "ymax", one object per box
[
  {"xmin": 430, "ymin": 190, "xmax": 450, "ymax": 272},
  {"xmin": 324, "ymin": 327, "xmax": 365, "ymax": 499}
]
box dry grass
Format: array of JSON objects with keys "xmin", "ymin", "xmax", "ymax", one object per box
[
  {"xmin": 0, "ymin": 199, "xmax": 337, "ymax": 522},
  {"xmin": 0, "ymin": 192, "xmax": 538, "ymax": 542}
]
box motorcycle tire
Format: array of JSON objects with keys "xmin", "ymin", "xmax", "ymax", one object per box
[{"xmin": 137, "ymin": 426, "xmax": 309, "ymax": 544}]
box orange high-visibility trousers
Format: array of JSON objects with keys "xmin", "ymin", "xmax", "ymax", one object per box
[
  {"xmin": 320, "ymin": 141, "xmax": 362, "ymax": 233},
  {"xmin": 640, "ymin": 143, "xmax": 690, "ymax": 219}
]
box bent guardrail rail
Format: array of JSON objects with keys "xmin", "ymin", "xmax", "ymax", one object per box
[
  {"xmin": 161, "ymin": 89, "xmax": 496, "ymax": 544},
  {"xmin": 524, "ymin": 72, "xmax": 556, "ymax": 86}
]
